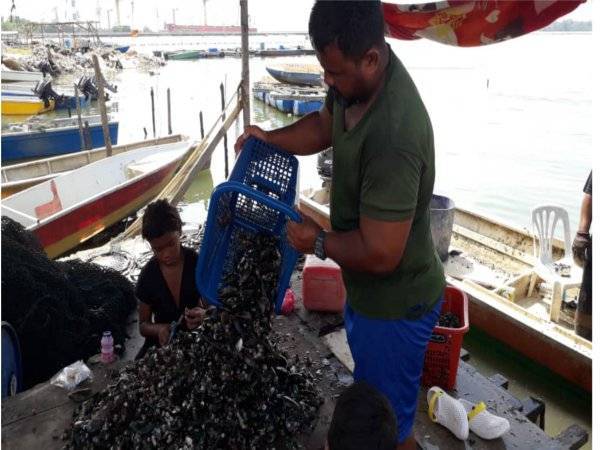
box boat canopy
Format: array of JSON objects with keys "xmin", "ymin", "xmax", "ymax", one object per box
[{"xmin": 382, "ymin": 0, "xmax": 585, "ymax": 47}]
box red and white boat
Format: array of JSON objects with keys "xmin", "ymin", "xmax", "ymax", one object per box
[{"xmin": 1, "ymin": 140, "xmax": 193, "ymax": 258}]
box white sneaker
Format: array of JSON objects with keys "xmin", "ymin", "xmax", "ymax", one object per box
[
  {"xmin": 427, "ymin": 386, "xmax": 469, "ymax": 440},
  {"xmin": 459, "ymin": 399, "xmax": 510, "ymax": 440}
]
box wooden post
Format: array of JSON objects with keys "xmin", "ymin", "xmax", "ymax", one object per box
[
  {"xmin": 167, "ymin": 88, "xmax": 172, "ymax": 135},
  {"xmin": 221, "ymin": 83, "xmax": 229, "ymax": 178},
  {"xmin": 240, "ymin": 0, "xmax": 250, "ymax": 128},
  {"xmin": 83, "ymin": 121, "xmax": 92, "ymax": 150},
  {"xmin": 91, "ymin": 54, "xmax": 112, "ymax": 156},
  {"xmin": 199, "ymin": 111, "xmax": 204, "ymax": 139},
  {"xmin": 150, "ymin": 87, "xmax": 156, "ymax": 138},
  {"xmin": 74, "ymin": 84, "xmax": 85, "ymax": 151}
]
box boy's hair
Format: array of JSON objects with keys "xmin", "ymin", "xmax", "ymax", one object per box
[
  {"xmin": 328, "ymin": 381, "xmax": 398, "ymax": 450},
  {"xmin": 141, "ymin": 199, "xmax": 182, "ymax": 241},
  {"xmin": 309, "ymin": 1, "xmax": 385, "ymax": 60}
]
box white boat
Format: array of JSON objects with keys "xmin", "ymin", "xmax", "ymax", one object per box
[
  {"xmin": 1, "ymin": 134, "xmax": 185, "ymax": 198},
  {"xmin": 1, "ymin": 140, "xmax": 194, "ymax": 259},
  {"xmin": 1, "ymin": 82, "xmax": 37, "ymax": 96},
  {"xmin": 1, "ymin": 69, "xmax": 45, "ymax": 84},
  {"xmin": 299, "ymin": 187, "xmax": 592, "ymax": 392}
]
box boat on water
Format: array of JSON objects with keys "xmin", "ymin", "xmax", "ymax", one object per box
[
  {"xmin": 253, "ymin": 80, "xmax": 326, "ymax": 116},
  {"xmin": 268, "ymin": 89, "xmax": 326, "ymax": 115},
  {"xmin": 115, "ymin": 45, "xmax": 130, "ymax": 53},
  {"xmin": 199, "ymin": 48, "xmax": 225, "ymax": 58},
  {"xmin": 1, "ymin": 69, "xmax": 44, "ymax": 84},
  {"xmin": 1, "ymin": 134, "xmax": 185, "ymax": 198},
  {"xmin": 1, "ymin": 82, "xmax": 37, "ymax": 95},
  {"xmin": 1, "ymin": 89, "xmax": 90, "ymax": 111},
  {"xmin": 1, "ymin": 140, "xmax": 193, "ymax": 259},
  {"xmin": 2, "ymin": 78, "xmax": 93, "ymax": 111},
  {"xmin": 1, "ymin": 115, "xmax": 119, "ymax": 163},
  {"xmin": 299, "ymin": 186, "xmax": 592, "ymax": 392},
  {"xmin": 165, "ymin": 50, "xmax": 202, "ymax": 60},
  {"xmin": 1, "ymin": 95, "xmax": 55, "ymax": 116},
  {"xmin": 266, "ymin": 64, "xmax": 323, "ymax": 87},
  {"xmin": 257, "ymin": 48, "xmax": 315, "ymax": 57}
]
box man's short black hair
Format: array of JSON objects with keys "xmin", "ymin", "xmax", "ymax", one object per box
[
  {"xmin": 309, "ymin": 1, "xmax": 385, "ymax": 60},
  {"xmin": 328, "ymin": 381, "xmax": 398, "ymax": 450},
  {"xmin": 141, "ymin": 199, "xmax": 182, "ymax": 241}
]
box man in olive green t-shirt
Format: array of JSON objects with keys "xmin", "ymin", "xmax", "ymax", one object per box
[{"xmin": 235, "ymin": 2, "xmax": 445, "ymax": 448}]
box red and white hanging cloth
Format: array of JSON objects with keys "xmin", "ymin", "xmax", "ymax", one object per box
[{"xmin": 382, "ymin": 1, "xmax": 585, "ymax": 47}]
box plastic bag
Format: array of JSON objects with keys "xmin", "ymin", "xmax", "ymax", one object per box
[{"xmin": 50, "ymin": 360, "xmax": 92, "ymax": 390}]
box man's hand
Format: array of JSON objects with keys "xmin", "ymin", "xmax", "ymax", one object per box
[
  {"xmin": 572, "ymin": 231, "xmax": 591, "ymax": 268},
  {"xmin": 234, "ymin": 125, "xmax": 268, "ymax": 155},
  {"xmin": 157, "ymin": 324, "xmax": 171, "ymax": 347},
  {"xmin": 184, "ymin": 307, "xmax": 206, "ymax": 330},
  {"xmin": 287, "ymin": 210, "xmax": 321, "ymax": 254}
]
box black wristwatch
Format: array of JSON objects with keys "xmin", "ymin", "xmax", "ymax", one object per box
[{"xmin": 314, "ymin": 229, "xmax": 327, "ymax": 260}]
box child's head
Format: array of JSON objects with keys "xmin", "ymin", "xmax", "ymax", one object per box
[
  {"xmin": 327, "ymin": 381, "xmax": 398, "ymax": 450},
  {"xmin": 142, "ymin": 199, "xmax": 183, "ymax": 267}
]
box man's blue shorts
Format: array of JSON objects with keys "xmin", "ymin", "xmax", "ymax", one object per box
[{"xmin": 344, "ymin": 297, "xmax": 442, "ymax": 443}]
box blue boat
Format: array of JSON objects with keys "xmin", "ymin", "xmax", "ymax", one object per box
[
  {"xmin": 115, "ymin": 45, "xmax": 130, "ymax": 53},
  {"xmin": 2, "ymin": 116, "xmax": 119, "ymax": 163},
  {"xmin": 275, "ymin": 98, "xmax": 294, "ymax": 114},
  {"xmin": 58, "ymin": 95, "xmax": 91, "ymax": 110},
  {"xmin": 266, "ymin": 65, "xmax": 323, "ymax": 87},
  {"xmin": 293, "ymin": 100, "xmax": 323, "ymax": 116}
]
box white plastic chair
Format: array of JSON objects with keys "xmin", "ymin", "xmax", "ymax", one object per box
[{"xmin": 528, "ymin": 206, "xmax": 582, "ymax": 322}]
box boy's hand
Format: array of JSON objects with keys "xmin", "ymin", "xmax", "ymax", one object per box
[{"xmin": 184, "ymin": 307, "xmax": 206, "ymax": 330}]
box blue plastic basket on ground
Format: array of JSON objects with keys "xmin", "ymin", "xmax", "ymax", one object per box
[{"xmin": 196, "ymin": 138, "xmax": 301, "ymax": 314}]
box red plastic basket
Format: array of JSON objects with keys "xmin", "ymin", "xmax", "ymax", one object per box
[{"xmin": 421, "ymin": 286, "xmax": 469, "ymax": 390}]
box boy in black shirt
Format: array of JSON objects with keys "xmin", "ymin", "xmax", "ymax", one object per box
[{"xmin": 136, "ymin": 200, "xmax": 206, "ymax": 351}]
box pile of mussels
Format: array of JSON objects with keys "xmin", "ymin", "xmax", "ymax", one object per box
[{"xmin": 65, "ymin": 233, "xmax": 322, "ymax": 449}]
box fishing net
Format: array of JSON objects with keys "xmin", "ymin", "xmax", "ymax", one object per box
[{"xmin": 1, "ymin": 217, "xmax": 136, "ymax": 389}]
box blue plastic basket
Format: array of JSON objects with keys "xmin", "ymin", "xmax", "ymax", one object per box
[
  {"xmin": 196, "ymin": 181, "xmax": 301, "ymax": 314},
  {"xmin": 228, "ymin": 136, "xmax": 299, "ymax": 207}
]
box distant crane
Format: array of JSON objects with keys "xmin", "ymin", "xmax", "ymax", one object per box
[
  {"xmin": 202, "ymin": 0, "xmax": 210, "ymax": 26},
  {"xmin": 71, "ymin": 0, "xmax": 78, "ymax": 21},
  {"xmin": 96, "ymin": 0, "xmax": 102, "ymax": 27},
  {"xmin": 10, "ymin": 0, "xmax": 16, "ymax": 22},
  {"xmin": 115, "ymin": 0, "xmax": 122, "ymax": 26}
]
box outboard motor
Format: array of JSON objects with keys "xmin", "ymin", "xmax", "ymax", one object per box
[
  {"xmin": 92, "ymin": 75, "xmax": 118, "ymax": 94},
  {"xmin": 34, "ymin": 79, "xmax": 65, "ymax": 108},
  {"xmin": 77, "ymin": 75, "xmax": 116, "ymax": 101},
  {"xmin": 76, "ymin": 76, "xmax": 101, "ymax": 101},
  {"xmin": 317, "ymin": 147, "xmax": 333, "ymax": 182}
]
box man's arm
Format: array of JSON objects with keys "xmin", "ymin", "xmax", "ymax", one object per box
[
  {"xmin": 288, "ymin": 212, "xmax": 412, "ymax": 276},
  {"xmin": 325, "ymin": 215, "xmax": 412, "ymax": 275},
  {"xmin": 234, "ymin": 106, "xmax": 332, "ymax": 156}
]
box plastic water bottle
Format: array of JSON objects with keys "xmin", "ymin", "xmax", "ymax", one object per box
[
  {"xmin": 100, "ymin": 331, "xmax": 114, "ymax": 363},
  {"xmin": 281, "ymin": 288, "xmax": 295, "ymax": 315}
]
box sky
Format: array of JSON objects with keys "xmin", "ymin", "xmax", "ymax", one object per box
[{"xmin": 1, "ymin": 0, "xmax": 594, "ymax": 32}]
